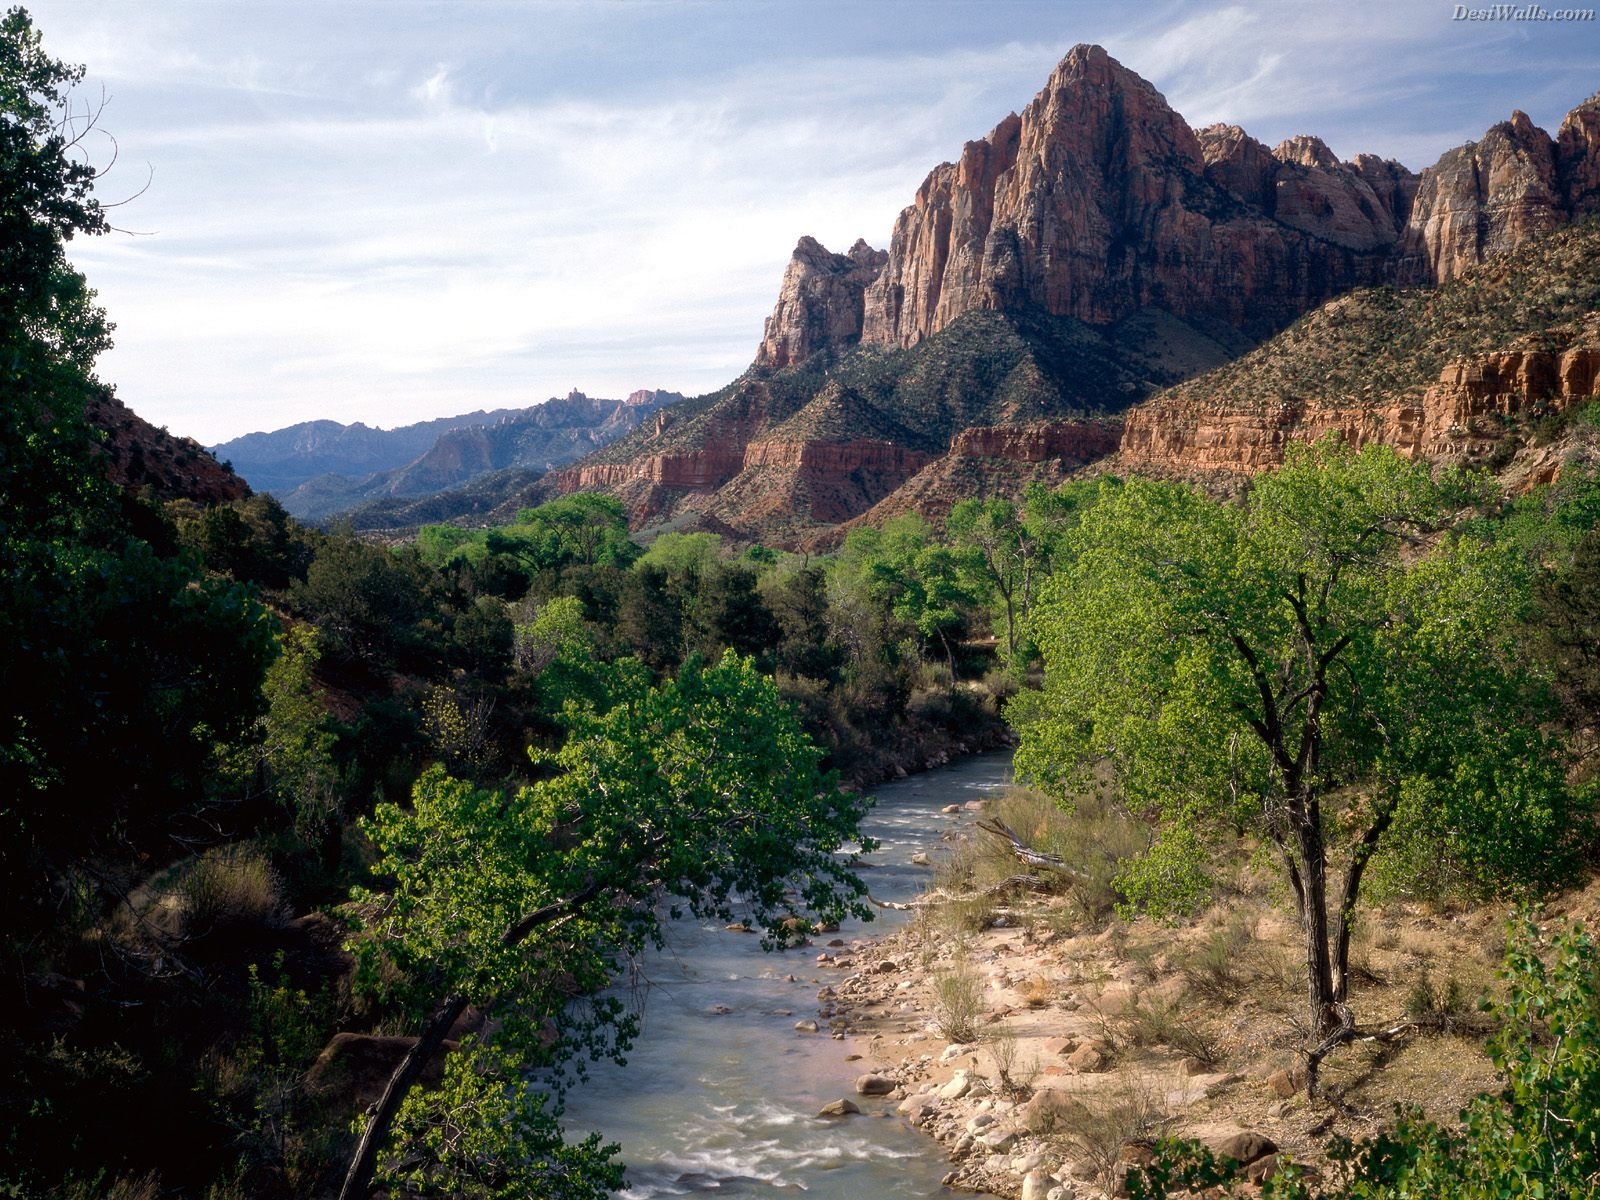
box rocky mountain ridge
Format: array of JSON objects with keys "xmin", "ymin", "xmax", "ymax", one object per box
[
  {"xmin": 759, "ymin": 53, "xmax": 1599, "ymax": 371},
  {"xmin": 534, "ymin": 49, "xmax": 1598, "ymax": 546},
  {"xmin": 237, "ymin": 389, "xmax": 680, "ymax": 522}
]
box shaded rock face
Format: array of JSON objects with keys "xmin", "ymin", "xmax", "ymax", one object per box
[
  {"xmin": 1119, "ymin": 348, "xmax": 1600, "ymax": 474},
  {"xmin": 755, "ymin": 47, "xmax": 1600, "ymax": 367},
  {"xmin": 782, "ymin": 45, "xmax": 1423, "ymax": 359},
  {"xmin": 1398, "ymin": 111, "xmax": 1564, "ymax": 283},
  {"xmin": 757, "ymin": 237, "xmax": 889, "ymax": 368}
]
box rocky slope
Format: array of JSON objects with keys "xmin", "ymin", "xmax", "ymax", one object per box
[
  {"xmin": 1118, "ymin": 219, "xmax": 1600, "ymax": 479},
  {"xmin": 535, "ymin": 308, "xmax": 1242, "ymax": 544},
  {"xmin": 536, "ymin": 51, "xmax": 1598, "ymax": 546},
  {"xmin": 88, "ymin": 391, "xmax": 250, "ymax": 505}
]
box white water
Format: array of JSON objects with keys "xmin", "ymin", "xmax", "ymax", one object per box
[{"xmin": 557, "ymin": 750, "xmax": 1014, "ymax": 1197}]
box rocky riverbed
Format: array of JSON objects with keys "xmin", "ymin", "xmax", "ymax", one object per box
[{"xmin": 795, "ymin": 811, "xmax": 1323, "ymax": 1200}]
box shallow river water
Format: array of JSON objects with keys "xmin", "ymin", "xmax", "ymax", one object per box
[{"xmin": 557, "ymin": 750, "xmax": 1014, "ymax": 1198}]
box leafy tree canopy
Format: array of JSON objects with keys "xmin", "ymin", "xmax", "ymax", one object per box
[
  {"xmin": 342, "ymin": 651, "xmax": 874, "ymax": 1198},
  {"xmin": 1017, "ymin": 438, "xmax": 1589, "ymax": 1087}
]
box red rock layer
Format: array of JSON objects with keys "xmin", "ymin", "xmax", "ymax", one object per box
[
  {"xmin": 949, "ymin": 420, "xmax": 1124, "ymax": 463},
  {"xmin": 87, "ymin": 392, "xmax": 251, "ymax": 504},
  {"xmin": 755, "ymin": 52, "xmax": 1600, "ymax": 368},
  {"xmin": 1118, "ymin": 349, "xmax": 1600, "ymax": 474}
]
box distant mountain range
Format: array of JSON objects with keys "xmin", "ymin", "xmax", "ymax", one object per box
[{"xmin": 210, "ymin": 389, "xmax": 681, "ymax": 522}]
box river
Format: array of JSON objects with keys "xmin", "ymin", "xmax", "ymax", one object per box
[{"xmin": 557, "ymin": 749, "xmax": 1014, "ymax": 1198}]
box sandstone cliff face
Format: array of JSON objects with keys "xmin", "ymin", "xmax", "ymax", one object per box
[
  {"xmin": 779, "ymin": 45, "xmax": 1431, "ymax": 360},
  {"xmin": 1119, "ymin": 348, "xmax": 1600, "ymax": 475},
  {"xmin": 756, "ymin": 237, "xmax": 888, "ymax": 368},
  {"xmin": 753, "ymin": 47, "xmax": 1600, "ymax": 369},
  {"xmin": 1557, "ymin": 94, "xmax": 1600, "ymax": 215},
  {"xmin": 1398, "ymin": 111, "xmax": 1565, "ymax": 283}
]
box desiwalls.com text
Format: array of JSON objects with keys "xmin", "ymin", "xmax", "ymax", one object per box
[{"xmin": 1453, "ymin": 4, "xmax": 1595, "ymax": 18}]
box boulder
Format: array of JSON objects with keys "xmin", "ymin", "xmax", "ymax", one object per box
[
  {"xmin": 1266, "ymin": 1066, "xmax": 1305, "ymax": 1098},
  {"xmin": 1216, "ymin": 1130, "xmax": 1278, "ymax": 1166},
  {"xmin": 1067, "ymin": 1042, "xmax": 1107, "ymax": 1073},
  {"xmin": 817, "ymin": 1098, "xmax": 861, "ymax": 1118},
  {"xmin": 1022, "ymin": 1168, "xmax": 1053, "ymax": 1200},
  {"xmin": 1023, "ymin": 1088, "xmax": 1076, "ymax": 1134},
  {"xmin": 855, "ymin": 1073, "xmax": 897, "ymax": 1096}
]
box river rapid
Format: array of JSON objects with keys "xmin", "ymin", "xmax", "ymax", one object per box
[{"xmin": 556, "ymin": 750, "xmax": 1014, "ymax": 1198}]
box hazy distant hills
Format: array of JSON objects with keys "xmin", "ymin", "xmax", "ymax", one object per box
[{"xmin": 212, "ymin": 389, "xmax": 681, "ymax": 522}]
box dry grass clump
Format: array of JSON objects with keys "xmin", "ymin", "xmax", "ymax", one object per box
[
  {"xmin": 1050, "ymin": 1071, "xmax": 1170, "ymax": 1191},
  {"xmin": 180, "ymin": 845, "xmax": 285, "ymax": 941},
  {"xmin": 1116, "ymin": 996, "xmax": 1222, "ymax": 1067},
  {"xmin": 1181, "ymin": 912, "xmax": 1260, "ymax": 1002},
  {"xmin": 932, "ymin": 953, "xmax": 985, "ymax": 1043}
]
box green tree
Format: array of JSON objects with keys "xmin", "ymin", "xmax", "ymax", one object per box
[
  {"xmin": 1018, "ymin": 441, "xmax": 1587, "ymax": 1092},
  {"xmin": 948, "ymin": 497, "xmax": 1027, "ymax": 657},
  {"xmin": 340, "ymin": 652, "xmax": 873, "ymax": 1199}
]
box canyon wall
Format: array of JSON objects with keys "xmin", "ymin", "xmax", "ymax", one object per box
[{"xmin": 1119, "ymin": 348, "xmax": 1600, "ymax": 475}]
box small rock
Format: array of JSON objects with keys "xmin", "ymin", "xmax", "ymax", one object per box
[
  {"xmin": 977, "ymin": 1127, "xmax": 1018, "ymax": 1153},
  {"xmin": 941, "ymin": 804, "xmax": 962, "ymax": 814},
  {"xmin": 855, "ymin": 1073, "xmax": 897, "ymax": 1096},
  {"xmin": 939, "ymin": 1072, "xmax": 972, "ymax": 1100},
  {"xmin": 1266, "ymin": 1067, "xmax": 1305, "ymax": 1098},
  {"xmin": 1022, "ymin": 1169, "xmax": 1053, "ymax": 1200},
  {"xmin": 1067, "ymin": 1043, "xmax": 1107, "ymax": 1073},
  {"xmin": 911, "ymin": 852, "xmax": 931, "ymax": 866},
  {"xmin": 708, "ymin": 1004, "xmax": 732, "ymax": 1015},
  {"xmin": 817, "ymin": 1098, "xmax": 861, "ymax": 1117},
  {"xmin": 794, "ymin": 1019, "xmax": 819, "ymax": 1033},
  {"xmin": 1216, "ymin": 1131, "xmax": 1277, "ymax": 1165}
]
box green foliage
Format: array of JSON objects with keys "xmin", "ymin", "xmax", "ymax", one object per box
[
  {"xmin": 1017, "ymin": 440, "xmax": 1588, "ymax": 1049},
  {"xmin": 349, "ymin": 652, "xmax": 874, "ymax": 1193},
  {"xmin": 636, "ymin": 530, "xmax": 723, "ymax": 576},
  {"xmin": 383, "ymin": 1037, "xmax": 622, "ymax": 1200}
]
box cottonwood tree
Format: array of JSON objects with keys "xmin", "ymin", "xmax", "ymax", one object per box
[
  {"xmin": 1017, "ymin": 439, "xmax": 1589, "ymax": 1092},
  {"xmin": 340, "ymin": 652, "xmax": 873, "ymax": 1199}
]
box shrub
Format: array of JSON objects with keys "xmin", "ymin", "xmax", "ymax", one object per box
[
  {"xmin": 181, "ymin": 846, "xmax": 284, "ymax": 940},
  {"xmin": 933, "ymin": 955, "xmax": 985, "ymax": 1043}
]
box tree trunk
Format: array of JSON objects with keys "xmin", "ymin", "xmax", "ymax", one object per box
[
  {"xmin": 338, "ymin": 877, "xmax": 602, "ymax": 1200},
  {"xmin": 338, "ymin": 993, "xmax": 469, "ymax": 1200}
]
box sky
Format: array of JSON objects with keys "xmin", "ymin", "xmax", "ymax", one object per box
[{"xmin": 26, "ymin": 0, "xmax": 1600, "ymax": 445}]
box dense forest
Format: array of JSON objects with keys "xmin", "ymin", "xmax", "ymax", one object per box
[{"xmin": 6, "ymin": 8, "xmax": 1600, "ymax": 1199}]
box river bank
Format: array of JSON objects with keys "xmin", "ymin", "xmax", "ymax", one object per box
[{"xmin": 806, "ymin": 782, "xmax": 1526, "ymax": 1199}]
